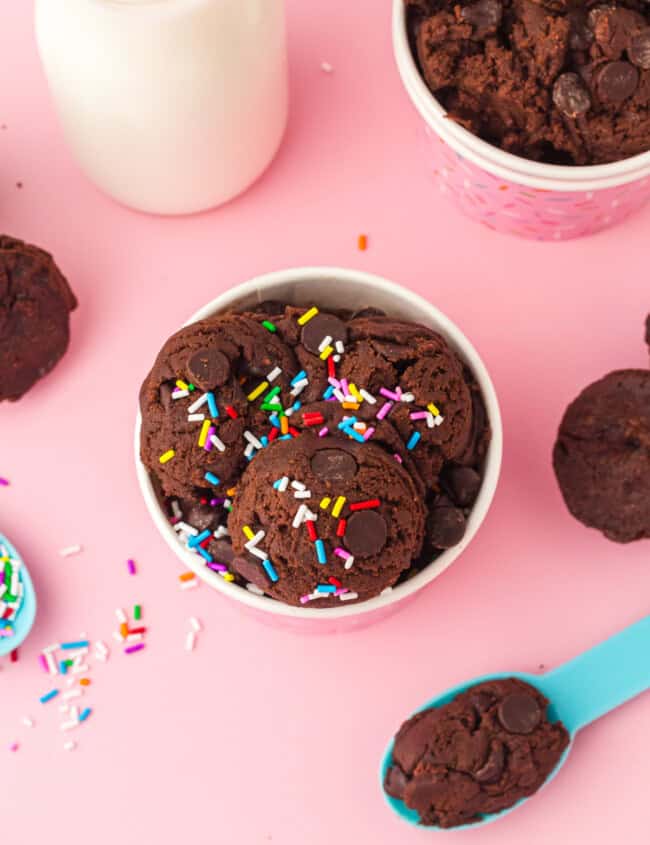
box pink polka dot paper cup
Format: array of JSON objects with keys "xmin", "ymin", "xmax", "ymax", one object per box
[
  {"xmin": 393, "ymin": 0, "xmax": 650, "ymax": 241},
  {"xmin": 135, "ymin": 267, "xmax": 502, "ymax": 634}
]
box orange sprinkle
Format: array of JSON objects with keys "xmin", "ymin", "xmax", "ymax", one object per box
[
  {"xmin": 79, "ymin": 678, "xmax": 91, "ymax": 687},
  {"xmin": 179, "ymin": 571, "xmax": 196, "ymax": 583},
  {"xmin": 342, "ymin": 402, "xmax": 360, "ymax": 410},
  {"xmin": 358, "ymin": 233, "xmax": 368, "ymax": 251},
  {"xmin": 119, "ymin": 622, "xmax": 129, "ymax": 638},
  {"xmin": 226, "ymin": 487, "xmax": 237, "ymax": 497},
  {"xmin": 280, "ymin": 416, "xmax": 289, "ymax": 435}
]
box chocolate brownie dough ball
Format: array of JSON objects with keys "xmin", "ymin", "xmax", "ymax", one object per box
[
  {"xmin": 405, "ymin": 0, "xmax": 650, "ymax": 165},
  {"xmin": 228, "ymin": 432, "xmax": 426, "ymax": 606},
  {"xmin": 553, "ymin": 368, "xmax": 650, "ymax": 543},
  {"xmin": 0, "ymin": 235, "xmax": 77, "ymax": 401},
  {"xmin": 139, "ymin": 314, "xmax": 298, "ymax": 500},
  {"xmin": 384, "ymin": 678, "xmax": 570, "ymax": 828}
]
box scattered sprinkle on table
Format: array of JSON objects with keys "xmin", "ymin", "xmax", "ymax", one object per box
[
  {"xmin": 0, "ymin": 477, "xmax": 9, "ymax": 487},
  {"xmin": 59, "ymin": 545, "xmax": 82, "ymax": 558},
  {"xmin": 358, "ymin": 233, "xmax": 368, "ymax": 251},
  {"xmin": 126, "ymin": 558, "xmax": 137, "ymax": 575},
  {"xmin": 321, "ymin": 61, "xmax": 333, "ymax": 73}
]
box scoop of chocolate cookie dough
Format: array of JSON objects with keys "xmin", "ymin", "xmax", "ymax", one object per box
[
  {"xmin": 553, "ymin": 327, "xmax": 650, "ymax": 542},
  {"xmin": 405, "ymin": 0, "xmax": 650, "ymax": 165},
  {"xmin": 384, "ymin": 678, "xmax": 570, "ymax": 828},
  {"xmin": 0, "ymin": 235, "xmax": 77, "ymax": 402}
]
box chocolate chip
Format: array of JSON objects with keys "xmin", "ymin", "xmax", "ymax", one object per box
[
  {"xmin": 187, "ymin": 348, "xmax": 230, "ymax": 390},
  {"xmin": 384, "ymin": 765, "xmax": 408, "ymax": 800},
  {"xmin": 232, "ymin": 556, "xmax": 269, "ymax": 590},
  {"xmin": 552, "ymin": 73, "xmax": 591, "ymax": 118},
  {"xmin": 497, "ymin": 693, "xmax": 542, "ymax": 734},
  {"xmin": 310, "ymin": 448, "xmax": 358, "ymax": 481},
  {"xmin": 474, "ymin": 741, "xmax": 505, "ymax": 784},
  {"xmin": 301, "ymin": 313, "xmax": 348, "ymax": 355},
  {"xmin": 460, "ymin": 0, "xmax": 502, "ymax": 39},
  {"xmin": 444, "ymin": 466, "xmax": 482, "ymax": 507},
  {"xmin": 427, "ymin": 504, "xmax": 466, "ymax": 549},
  {"xmin": 597, "ymin": 61, "xmax": 639, "ymax": 102},
  {"xmin": 629, "ymin": 29, "xmax": 650, "ymax": 69},
  {"xmin": 344, "ymin": 510, "xmax": 388, "ymax": 557}
]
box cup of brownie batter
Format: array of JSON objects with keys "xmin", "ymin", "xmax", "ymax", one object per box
[
  {"xmin": 134, "ymin": 267, "xmax": 502, "ymax": 633},
  {"xmin": 394, "ymin": 0, "xmax": 650, "ymax": 239}
]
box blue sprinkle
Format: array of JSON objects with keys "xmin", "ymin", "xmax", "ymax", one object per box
[
  {"xmin": 338, "ymin": 417, "xmax": 357, "ymax": 430},
  {"xmin": 260, "ymin": 436, "xmax": 269, "ymax": 448},
  {"xmin": 206, "ymin": 392, "xmax": 219, "ymax": 419},
  {"xmin": 407, "ymin": 431, "xmax": 421, "ymax": 450},
  {"xmin": 197, "ymin": 546, "xmax": 214, "ymax": 563},
  {"xmin": 204, "ymin": 471, "xmax": 220, "ymax": 485},
  {"xmin": 291, "ymin": 370, "xmax": 307, "ymax": 386},
  {"xmin": 262, "ymin": 559, "xmax": 279, "ymax": 583},
  {"xmin": 315, "ymin": 539, "xmax": 327, "ymax": 564},
  {"xmin": 79, "ymin": 707, "xmax": 92, "ymax": 723},
  {"xmin": 279, "ymin": 434, "xmax": 292, "ymax": 441},
  {"xmin": 59, "ymin": 661, "xmax": 68, "ymax": 675},
  {"xmin": 322, "ymin": 386, "xmax": 334, "ymax": 400},
  {"xmin": 273, "ymin": 478, "xmax": 283, "ymax": 490},
  {"xmin": 39, "ymin": 689, "xmax": 59, "ymax": 704},
  {"xmin": 316, "ymin": 584, "xmax": 336, "ymax": 594},
  {"xmin": 188, "ymin": 529, "xmax": 211, "ymax": 548},
  {"xmin": 269, "ymin": 413, "xmax": 281, "ymax": 429},
  {"xmin": 60, "ymin": 640, "xmax": 90, "ymax": 650},
  {"xmin": 343, "ymin": 427, "xmax": 366, "ymax": 444},
  {"xmin": 292, "ymin": 401, "xmax": 302, "ymax": 412}
]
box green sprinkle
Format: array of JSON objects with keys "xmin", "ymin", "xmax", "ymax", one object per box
[
  {"xmin": 264, "ymin": 386, "xmax": 281, "ymax": 403},
  {"xmin": 260, "ymin": 402, "xmax": 283, "ymax": 412},
  {"xmin": 188, "ymin": 383, "xmax": 196, "ymax": 392},
  {"xmin": 262, "ymin": 320, "xmax": 277, "ymax": 333},
  {"xmin": 134, "ymin": 604, "xmax": 142, "ymax": 621}
]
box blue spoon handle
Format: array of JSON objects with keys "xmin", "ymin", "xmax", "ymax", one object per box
[{"xmin": 538, "ymin": 614, "xmax": 650, "ymax": 734}]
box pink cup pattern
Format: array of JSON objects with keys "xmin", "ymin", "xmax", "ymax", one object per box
[{"xmin": 426, "ymin": 128, "xmax": 650, "ymax": 241}]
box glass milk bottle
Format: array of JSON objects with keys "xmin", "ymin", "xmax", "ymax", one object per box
[{"xmin": 35, "ymin": 0, "xmax": 288, "ymax": 215}]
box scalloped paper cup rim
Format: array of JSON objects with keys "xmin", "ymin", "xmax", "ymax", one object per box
[
  {"xmin": 134, "ymin": 266, "xmax": 503, "ymax": 622},
  {"xmin": 393, "ymin": 0, "xmax": 650, "ymax": 192}
]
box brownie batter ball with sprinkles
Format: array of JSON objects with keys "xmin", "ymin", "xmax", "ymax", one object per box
[
  {"xmin": 139, "ymin": 314, "xmax": 298, "ymax": 500},
  {"xmin": 228, "ymin": 432, "xmax": 426, "ymax": 606}
]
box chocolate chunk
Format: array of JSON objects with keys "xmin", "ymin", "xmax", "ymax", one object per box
[
  {"xmin": 597, "ymin": 61, "xmax": 639, "ymax": 102},
  {"xmin": 232, "ymin": 556, "xmax": 269, "ymax": 590},
  {"xmin": 427, "ymin": 503, "xmax": 466, "ymax": 549},
  {"xmin": 384, "ymin": 765, "xmax": 408, "ymax": 800},
  {"xmin": 497, "ymin": 693, "xmax": 542, "ymax": 734},
  {"xmin": 552, "ymin": 73, "xmax": 591, "ymax": 118},
  {"xmin": 187, "ymin": 348, "xmax": 230, "ymax": 390},
  {"xmin": 474, "ymin": 741, "xmax": 505, "ymax": 784},
  {"xmin": 444, "ymin": 466, "xmax": 482, "ymax": 507},
  {"xmin": 461, "ymin": 0, "xmax": 503, "ymax": 39},
  {"xmin": 310, "ymin": 448, "xmax": 358, "ymax": 481},
  {"xmin": 301, "ymin": 313, "xmax": 348, "ymax": 355},
  {"xmin": 344, "ymin": 510, "xmax": 388, "ymax": 557},
  {"xmin": 629, "ymin": 29, "xmax": 650, "ymax": 69}
]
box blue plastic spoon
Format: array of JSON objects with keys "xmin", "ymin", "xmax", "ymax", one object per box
[
  {"xmin": 0, "ymin": 533, "xmax": 37, "ymax": 657},
  {"xmin": 381, "ymin": 614, "xmax": 650, "ymax": 831}
]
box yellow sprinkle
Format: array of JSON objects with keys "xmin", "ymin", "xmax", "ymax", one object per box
[
  {"xmin": 223, "ymin": 573, "xmax": 235, "ymax": 582},
  {"xmin": 280, "ymin": 416, "xmax": 289, "ymax": 435},
  {"xmin": 226, "ymin": 488, "xmax": 237, "ymax": 497},
  {"xmin": 176, "ymin": 380, "xmax": 189, "ymax": 391},
  {"xmin": 342, "ymin": 402, "xmax": 360, "ymax": 410},
  {"xmin": 319, "ymin": 346, "xmax": 334, "ymax": 360},
  {"xmin": 297, "ymin": 307, "xmax": 319, "ymax": 326},
  {"xmin": 320, "ymin": 497, "xmax": 332, "ymax": 510},
  {"xmin": 243, "ymin": 526, "xmax": 255, "ymax": 541},
  {"xmin": 349, "ymin": 384, "xmax": 363, "ymax": 402},
  {"xmin": 198, "ymin": 419, "xmax": 211, "ymax": 447},
  {"xmin": 247, "ymin": 381, "xmax": 269, "ymax": 402},
  {"xmin": 159, "ymin": 450, "xmax": 175, "ymax": 464},
  {"xmin": 427, "ymin": 402, "xmax": 441, "ymax": 417},
  {"xmin": 331, "ymin": 496, "xmax": 346, "ymax": 518}
]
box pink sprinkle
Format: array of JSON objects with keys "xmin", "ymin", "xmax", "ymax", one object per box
[
  {"xmin": 8, "ymin": 742, "xmax": 19, "ymax": 752},
  {"xmin": 299, "ymin": 594, "xmax": 313, "ymax": 605},
  {"xmin": 334, "ymin": 548, "xmax": 350, "ymax": 560},
  {"xmin": 393, "ymin": 453, "xmax": 403, "ymax": 464},
  {"xmin": 127, "ymin": 558, "xmax": 137, "ymax": 575},
  {"xmin": 334, "ymin": 589, "xmax": 349, "ymax": 597},
  {"xmin": 379, "ymin": 387, "xmax": 400, "ymax": 401},
  {"xmin": 204, "ymin": 426, "xmax": 216, "ymax": 451},
  {"xmin": 0, "ymin": 478, "xmax": 9, "ymax": 487},
  {"xmin": 328, "ymin": 377, "xmax": 341, "ymax": 389},
  {"xmin": 318, "ymin": 427, "xmax": 329, "ymax": 438},
  {"xmin": 39, "ymin": 654, "xmax": 49, "ymax": 673},
  {"xmin": 340, "ymin": 379, "xmax": 350, "ymax": 397},
  {"xmin": 410, "ymin": 411, "xmax": 429, "ymax": 420},
  {"xmin": 363, "ymin": 426, "xmax": 375, "ymax": 441},
  {"xmin": 124, "ymin": 643, "xmax": 145, "ymax": 655},
  {"xmin": 376, "ymin": 401, "xmax": 393, "ymax": 421}
]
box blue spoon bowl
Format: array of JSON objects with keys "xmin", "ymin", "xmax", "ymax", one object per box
[
  {"xmin": 381, "ymin": 614, "xmax": 650, "ymax": 830},
  {"xmin": 0, "ymin": 533, "xmax": 37, "ymax": 657}
]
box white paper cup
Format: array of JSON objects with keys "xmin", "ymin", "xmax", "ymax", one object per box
[
  {"xmin": 393, "ymin": 0, "xmax": 650, "ymax": 240},
  {"xmin": 134, "ymin": 267, "xmax": 503, "ymax": 633}
]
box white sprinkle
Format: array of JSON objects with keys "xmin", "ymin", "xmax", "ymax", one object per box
[
  {"xmin": 22, "ymin": 716, "xmax": 34, "ymax": 728},
  {"xmin": 291, "ymin": 480, "xmax": 306, "ymax": 491},
  {"xmin": 94, "ymin": 652, "xmax": 108, "ymax": 663},
  {"xmin": 333, "ymin": 388, "xmax": 346, "ymax": 403},
  {"xmin": 185, "ymin": 631, "xmax": 196, "ymax": 652},
  {"xmin": 0, "ymin": 584, "xmax": 5, "ymax": 599},
  {"xmin": 70, "ymin": 663, "xmax": 89, "ymax": 675},
  {"xmin": 335, "ymin": 340, "xmax": 345, "ymax": 354},
  {"xmin": 400, "ymin": 392, "xmax": 416, "ymax": 403},
  {"xmin": 95, "ymin": 640, "xmax": 109, "ymax": 655},
  {"xmin": 426, "ymin": 413, "xmax": 435, "ymax": 429},
  {"xmin": 277, "ymin": 476, "xmax": 290, "ymax": 493},
  {"xmin": 126, "ymin": 634, "xmax": 143, "ymax": 643},
  {"xmin": 293, "ymin": 504, "xmax": 308, "ymax": 528},
  {"xmin": 44, "ymin": 651, "xmax": 58, "ymax": 675},
  {"xmin": 180, "ymin": 579, "xmax": 199, "ymax": 591},
  {"xmin": 188, "ymin": 393, "xmax": 209, "ymax": 413},
  {"xmin": 115, "ymin": 608, "xmax": 127, "ymax": 624},
  {"xmin": 290, "ymin": 379, "xmax": 308, "ymax": 397},
  {"xmin": 63, "ymin": 740, "xmax": 77, "ymax": 751},
  {"xmin": 174, "ymin": 522, "xmax": 199, "ymax": 536},
  {"xmin": 171, "ymin": 500, "xmax": 183, "ymax": 519},
  {"xmin": 63, "ymin": 689, "xmax": 82, "ymax": 700},
  {"xmin": 360, "ymin": 389, "xmax": 376, "ymax": 405},
  {"xmin": 112, "ymin": 631, "xmax": 125, "ymax": 643},
  {"xmin": 339, "ymin": 592, "xmax": 359, "ymax": 602},
  {"xmin": 321, "ymin": 61, "xmax": 333, "ymax": 73},
  {"xmin": 187, "ymin": 413, "xmax": 205, "ymax": 422},
  {"xmin": 210, "ymin": 434, "xmax": 226, "ymax": 452},
  {"xmin": 434, "ymin": 415, "xmax": 445, "ymax": 427},
  {"xmin": 59, "ymin": 545, "xmax": 82, "ymax": 558},
  {"xmin": 244, "ymin": 443, "xmax": 255, "ymax": 458},
  {"xmin": 189, "ymin": 616, "xmax": 202, "ymax": 633},
  {"xmin": 294, "ymin": 490, "xmax": 312, "ymax": 499},
  {"xmin": 172, "ymin": 390, "xmax": 189, "ymax": 400},
  {"xmin": 245, "ymin": 530, "xmax": 265, "ymax": 549},
  {"xmin": 248, "ymin": 546, "xmax": 269, "ymax": 561},
  {"xmin": 66, "ymin": 677, "xmax": 76, "ymax": 688},
  {"xmin": 58, "ymin": 704, "xmax": 69, "ymax": 713},
  {"xmin": 60, "ymin": 720, "xmax": 78, "ymax": 732},
  {"xmin": 344, "ymin": 556, "xmax": 355, "ymax": 570},
  {"xmin": 333, "ymin": 354, "xmax": 341, "ymax": 363},
  {"xmin": 267, "ymin": 366, "xmax": 282, "ymax": 382},
  {"xmin": 305, "ymin": 509, "xmax": 319, "ymax": 522},
  {"xmin": 246, "ymin": 583, "xmax": 265, "ymax": 596},
  {"xmin": 244, "ymin": 431, "xmax": 264, "ymax": 450},
  {"xmin": 213, "ymin": 525, "xmax": 229, "ymax": 539},
  {"xmin": 318, "ymin": 334, "xmax": 333, "ymax": 353}
]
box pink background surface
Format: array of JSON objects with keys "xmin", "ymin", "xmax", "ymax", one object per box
[{"xmin": 2, "ymin": 2, "xmax": 650, "ymax": 843}]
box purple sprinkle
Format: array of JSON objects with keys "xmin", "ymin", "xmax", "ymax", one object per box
[
  {"xmin": 0, "ymin": 478, "xmax": 9, "ymax": 487},
  {"xmin": 204, "ymin": 426, "xmax": 216, "ymax": 452},
  {"xmin": 124, "ymin": 643, "xmax": 145, "ymax": 655},
  {"xmin": 127, "ymin": 559, "xmax": 136, "ymax": 575},
  {"xmin": 299, "ymin": 594, "xmax": 313, "ymax": 605},
  {"xmin": 210, "ymin": 497, "xmax": 226, "ymax": 506},
  {"xmin": 207, "ymin": 561, "xmax": 228, "ymax": 572}
]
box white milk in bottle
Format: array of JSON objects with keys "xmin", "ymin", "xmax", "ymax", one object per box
[{"xmin": 35, "ymin": 0, "xmax": 288, "ymax": 214}]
